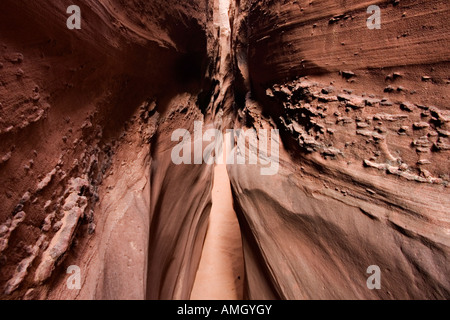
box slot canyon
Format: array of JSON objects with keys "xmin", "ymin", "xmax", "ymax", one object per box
[{"xmin": 0, "ymin": 0, "xmax": 449, "ymax": 300}]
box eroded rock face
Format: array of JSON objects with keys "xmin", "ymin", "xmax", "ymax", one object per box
[
  {"xmin": 230, "ymin": 0, "xmax": 450, "ymax": 299},
  {"xmin": 0, "ymin": 0, "xmax": 209, "ymax": 300},
  {"xmin": 0, "ymin": 0, "xmax": 449, "ymax": 300}
]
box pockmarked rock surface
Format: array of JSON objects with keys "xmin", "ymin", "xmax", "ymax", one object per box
[{"xmin": 0, "ymin": 0, "xmax": 448, "ymax": 300}]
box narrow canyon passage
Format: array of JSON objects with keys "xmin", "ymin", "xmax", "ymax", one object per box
[
  {"xmin": 0, "ymin": 0, "xmax": 449, "ymax": 301},
  {"xmin": 190, "ymin": 0, "xmax": 245, "ymax": 300}
]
